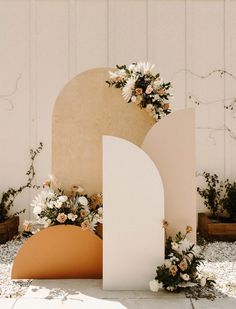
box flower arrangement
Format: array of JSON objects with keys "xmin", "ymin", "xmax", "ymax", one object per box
[
  {"xmin": 28, "ymin": 182, "xmax": 103, "ymax": 235},
  {"xmin": 221, "ymin": 180, "xmax": 236, "ymax": 221},
  {"xmin": 149, "ymin": 223, "xmax": 214, "ymax": 293},
  {"xmin": 106, "ymin": 62, "xmax": 172, "ymax": 121}
]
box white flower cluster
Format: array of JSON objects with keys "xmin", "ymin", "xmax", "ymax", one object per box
[
  {"xmin": 29, "ymin": 186, "xmax": 103, "ymax": 233},
  {"xmin": 107, "ymin": 62, "xmax": 172, "ymax": 121},
  {"xmin": 149, "ymin": 226, "xmax": 212, "ymax": 293}
]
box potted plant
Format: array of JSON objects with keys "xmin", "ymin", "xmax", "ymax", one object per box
[
  {"xmin": 221, "ymin": 180, "xmax": 236, "ymax": 222},
  {"xmin": 0, "ymin": 143, "xmax": 43, "ymax": 244},
  {"xmin": 197, "ymin": 172, "xmax": 236, "ymax": 240}
]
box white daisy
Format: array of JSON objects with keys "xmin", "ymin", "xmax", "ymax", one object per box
[
  {"xmin": 122, "ymin": 76, "xmax": 137, "ymax": 102},
  {"xmin": 31, "ymin": 189, "xmax": 53, "ymax": 211},
  {"xmin": 109, "ymin": 69, "xmax": 127, "ymax": 81},
  {"xmin": 78, "ymin": 196, "xmax": 89, "ymax": 207},
  {"xmin": 135, "ymin": 62, "xmax": 155, "ymax": 75}
]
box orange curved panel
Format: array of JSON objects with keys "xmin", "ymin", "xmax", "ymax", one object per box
[{"xmin": 11, "ymin": 225, "xmax": 102, "ymax": 279}]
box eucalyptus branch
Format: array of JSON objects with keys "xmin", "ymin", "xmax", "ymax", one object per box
[{"xmin": 0, "ymin": 142, "xmax": 43, "ymax": 223}]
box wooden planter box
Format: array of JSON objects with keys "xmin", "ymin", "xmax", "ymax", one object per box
[
  {"xmin": 0, "ymin": 216, "xmax": 19, "ymax": 244},
  {"xmin": 198, "ymin": 212, "xmax": 236, "ymax": 241}
]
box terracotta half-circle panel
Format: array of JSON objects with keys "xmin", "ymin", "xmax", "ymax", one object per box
[
  {"xmin": 52, "ymin": 68, "xmax": 155, "ymax": 194},
  {"xmin": 142, "ymin": 108, "xmax": 196, "ymax": 243},
  {"xmin": 11, "ymin": 225, "xmax": 102, "ymax": 279},
  {"xmin": 103, "ymin": 136, "xmax": 164, "ymax": 290}
]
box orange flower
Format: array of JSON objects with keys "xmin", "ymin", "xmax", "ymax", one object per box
[
  {"xmin": 135, "ymin": 88, "xmax": 143, "ymax": 95},
  {"xmin": 90, "ymin": 193, "xmax": 103, "ymax": 210},
  {"xmin": 163, "ymin": 103, "xmax": 170, "ymax": 110},
  {"xmin": 162, "ymin": 220, "xmax": 169, "ymax": 229},
  {"xmin": 186, "ymin": 226, "xmax": 192, "ymax": 233},
  {"xmin": 43, "ymin": 180, "xmax": 51, "ymax": 188},
  {"xmin": 70, "ymin": 185, "xmax": 84, "ymax": 196}
]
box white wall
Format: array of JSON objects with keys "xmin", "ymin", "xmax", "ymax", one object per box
[{"xmin": 0, "ymin": 0, "xmax": 235, "ymax": 224}]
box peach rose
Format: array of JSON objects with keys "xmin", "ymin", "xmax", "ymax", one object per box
[
  {"xmin": 163, "ymin": 103, "xmax": 170, "ymax": 110},
  {"xmin": 179, "ymin": 259, "xmax": 188, "ymax": 271},
  {"xmin": 169, "ymin": 265, "xmax": 178, "ymax": 276},
  {"xmin": 56, "ymin": 213, "xmax": 67, "ymax": 223},
  {"xmin": 157, "ymin": 88, "xmax": 165, "ymax": 96},
  {"xmin": 135, "ymin": 88, "xmax": 143, "ymax": 95},
  {"xmin": 81, "ymin": 220, "xmax": 91, "ymax": 230},
  {"xmin": 80, "ymin": 209, "xmax": 89, "ymax": 218},
  {"xmin": 145, "ymin": 85, "xmax": 153, "ymax": 94}
]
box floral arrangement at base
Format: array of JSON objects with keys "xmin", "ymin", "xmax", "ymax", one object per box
[
  {"xmin": 149, "ymin": 222, "xmax": 214, "ymax": 293},
  {"xmin": 106, "ymin": 62, "xmax": 172, "ymax": 121},
  {"xmin": 25, "ymin": 180, "xmax": 103, "ymax": 236}
]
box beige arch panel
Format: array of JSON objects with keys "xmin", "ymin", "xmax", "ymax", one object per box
[
  {"xmin": 52, "ymin": 68, "xmax": 155, "ymax": 194},
  {"xmin": 142, "ymin": 108, "xmax": 196, "ymax": 243},
  {"xmin": 11, "ymin": 225, "xmax": 102, "ymax": 279},
  {"xmin": 103, "ymin": 136, "xmax": 164, "ymax": 290}
]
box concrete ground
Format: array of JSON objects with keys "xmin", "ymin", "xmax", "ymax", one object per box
[{"xmin": 1, "ymin": 279, "xmax": 236, "ymax": 309}]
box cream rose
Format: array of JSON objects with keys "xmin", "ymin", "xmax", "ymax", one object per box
[
  {"xmin": 181, "ymin": 273, "xmax": 190, "ymax": 281},
  {"xmin": 68, "ymin": 213, "xmax": 78, "ymax": 222}
]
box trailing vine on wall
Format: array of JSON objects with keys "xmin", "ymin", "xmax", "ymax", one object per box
[{"xmin": 0, "ymin": 74, "xmax": 21, "ymax": 111}]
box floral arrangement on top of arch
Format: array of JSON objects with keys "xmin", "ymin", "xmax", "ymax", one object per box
[
  {"xmin": 23, "ymin": 180, "xmax": 103, "ymax": 237},
  {"xmin": 106, "ymin": 62, "xmax": 173, "ymax": 121}
]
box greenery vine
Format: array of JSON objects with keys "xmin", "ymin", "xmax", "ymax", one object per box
[{"xmin": 0, "ymin": 142, "xmax": 43, "ymax": 223}]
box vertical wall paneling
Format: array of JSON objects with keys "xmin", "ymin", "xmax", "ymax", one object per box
[
  {"xmin": 187, "ymin": 1, "xmax": 225, "ymax": 212},
  {"xmin": 148, "ymin": 0, "xmax": 186, "ymax": 111},
  {"xmin": 225, "ymin": 0, "xmax": 236, "ymax": 180},
  {"xmin": 108, "ymin": 0, "xmax": 147, "ymax": 66},
  {"xmin": 29, "ymin": 0, "xmax": 38, "ymax": 219},
  {"xmin": 76, "ymin": 0, "xmax": 108, "ymax": 72},
  {"xmin": 0, "ymin": 0, "xmax": 31, "ymax": 223},
  {"xmin": 36, "ymin": 0, "xmax": 69, "ymax": 190},
  {"xmin": 224, "ymin": 0, "xmax": 231, "ymax": 180},
  {"xmin": 68, "ymin": 0, "xmax": 77, "ymax": 79}
]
